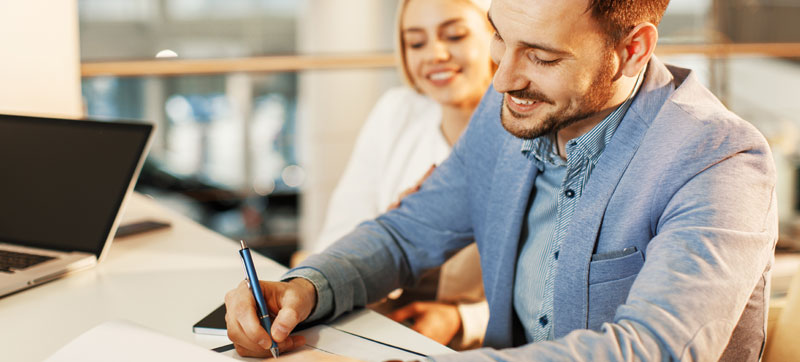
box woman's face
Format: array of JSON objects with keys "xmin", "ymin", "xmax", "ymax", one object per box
[{"xmin": 402, "ymin": 0, "xmax": 493, "ymax": 108}]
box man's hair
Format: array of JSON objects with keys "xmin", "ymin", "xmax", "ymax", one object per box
[{"xmin": 586, "ymin": 0, "xmax": 671, "ymax": 45}]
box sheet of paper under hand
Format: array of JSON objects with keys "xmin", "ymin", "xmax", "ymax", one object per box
[
  {"xmin": 220, "ymin": 325, "xmax": 425, "ymax": 362},
  {"xmin": 220, "ymin": 309, "xmax": 454, "ymax": 361},
  {"xmin": 327, "ymin": 309, "xmax": 455, "ymax": 357},
  {"xmin": 45, "ymin": 320, "xmax": 235, "ymax": 362},
  {"xmin": 298, "ymin": 324, "xmax": 425, "ymax": 362}
]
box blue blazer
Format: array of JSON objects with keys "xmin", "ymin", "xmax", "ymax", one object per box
[{"xmin": 296, "ymin": 57, "xmax": 777, "ymax": 361}]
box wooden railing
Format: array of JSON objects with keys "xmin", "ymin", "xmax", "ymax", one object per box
[
  {"xmin": 81, "ymin": 43, "xmax": 800, "ymax": 78},
  {"xmin": 81, "ymin": 53, "xmax": 396, "ymax": 77},
  {"xmin": 655, "ymin": 42, "xmax": 800, "ymax": 58}
]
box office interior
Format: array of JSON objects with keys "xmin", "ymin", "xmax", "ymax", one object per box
[
  {"xmin": 71, "ymin": 0, "xmax": 800, "ymax": 262},
  {"xmin": 2, "ymin": 0, "xmax": 800, "ymax": 358}
]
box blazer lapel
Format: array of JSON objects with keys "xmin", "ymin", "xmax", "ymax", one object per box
[
  {"xmin": 552, "ymin": 58, "xmax": 677, "ymax": 337},
  {"xmin": 481, "ymin": 133, "xmax": 539, "ymax": 348}
]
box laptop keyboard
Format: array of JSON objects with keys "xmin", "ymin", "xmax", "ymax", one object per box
[{"xmin": 0, "ymin": 250, "xmax": 55, "ymax": 273}]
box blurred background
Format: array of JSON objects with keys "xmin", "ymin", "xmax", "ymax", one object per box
[{"xmin": 2, "ymin": 0, "xmax": 800, "ymax": 267}]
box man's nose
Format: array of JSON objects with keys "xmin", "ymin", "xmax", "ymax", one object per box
[{"xmin": 493, "ymin": 53, "xmax": 528, "ymax": 94}]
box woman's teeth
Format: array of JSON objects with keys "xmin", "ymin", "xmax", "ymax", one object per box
[{"xmin": 429, "ymin": 71, "xmax": 455, "ymax": 81}]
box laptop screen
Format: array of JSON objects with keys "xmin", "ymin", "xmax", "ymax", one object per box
[{"xmin": 0, "ymin": 114, "xmax": 152, "ymax": 257}]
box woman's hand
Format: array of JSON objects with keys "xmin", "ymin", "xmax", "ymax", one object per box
[
  {"xmin": 388, "ymin": 301, "xmax": 462, "ymax": 346},
  {"xmin": 387, "ymin": 165, "xmax": 436, "ymax": 211}
]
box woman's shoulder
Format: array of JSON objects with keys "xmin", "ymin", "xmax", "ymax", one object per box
[
  {"xmin": 379, "ymin": 86, "xmax": 433, "ymax": 104},
  {"xmin": 375, "ymin": 86, "xmax": 439, "ymax": 115}
]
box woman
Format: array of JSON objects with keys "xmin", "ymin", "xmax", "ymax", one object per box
[{"xmin": 308, "ymin": 0, "xmax": 494, "ymax": 349}]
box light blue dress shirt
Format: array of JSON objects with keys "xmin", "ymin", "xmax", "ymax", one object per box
[{"xmin": 515, "ymin": 71, "xmax": 644, "ymax": 342}]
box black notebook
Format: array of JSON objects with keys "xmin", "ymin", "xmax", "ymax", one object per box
[{"xmin": 193, "ymin": 304, "xmax": 227, "ymax": 336}]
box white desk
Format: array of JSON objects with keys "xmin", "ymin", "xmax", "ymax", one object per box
[
  {"xmin": 0, "ymin": 193, "xmax": 446, "ymax": 362},
  {"xmin": 4, "ymin": 193, "xmax": 796, "ymax": 361}
]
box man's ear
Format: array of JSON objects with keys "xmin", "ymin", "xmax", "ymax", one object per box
[{"xmin": 617, "ymin": 22, "xmax": 658, "ymax": 77}]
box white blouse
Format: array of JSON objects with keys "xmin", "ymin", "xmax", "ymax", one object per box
[{"xmin": 313, "ymin": 87, "xmax": 450, "ymax": 252}]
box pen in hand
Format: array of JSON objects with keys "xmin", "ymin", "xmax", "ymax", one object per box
[{"xmin": 239, "ymin": 240, "xmax": 280, "ymax": 358}]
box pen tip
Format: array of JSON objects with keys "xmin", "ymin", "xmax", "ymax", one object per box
[
  {"xmin": 240, "ymin": 239, "xmax": 246, "ymax": 249},
  {"xmin": 270, "ymin": 347, "xmax": 279, "ymax": 359}
]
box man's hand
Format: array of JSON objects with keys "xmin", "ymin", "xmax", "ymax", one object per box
[
  {"xmin": 224, "ymin": 278, "xmax": 317, "ymax": 358},
  {"xmin": 388, "ymin": 301, "xmax": 462, "ymax": 346}
]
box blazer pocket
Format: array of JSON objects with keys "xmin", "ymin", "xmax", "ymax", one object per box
[
  {"xmin": 588, "ymin": 273, "xmax": 638, "ymax": 331},
  {"xmin": 588, "ymin": 249, "xmax": 644, "ymax": 285},
  {"xmin": 586, "ymin": 249, "xmax": 645, "ymax": 331}
]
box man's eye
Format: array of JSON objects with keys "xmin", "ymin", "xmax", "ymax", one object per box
[
  {"xmin": 535, "ymin": 58, "xmax": 559, "ymax": 66},
  {"xmin": 408, "ymin": 42, "xmax": 424, "ymax": 49},
  {"xmin": 530, "ymin": 54, "xmax": 560, "ymax": 66}
]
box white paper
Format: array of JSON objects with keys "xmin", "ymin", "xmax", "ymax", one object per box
[
  {"xmin": 299, "ymin": 325, "xmax": 424, "ymax": 362},
  {"xmin": 219, "ymin": 345, "xmax": 319, "ymax": 361},
  {"xmin": 329, "ymin": 309, "xmax": 455, "ymax": 357},
  {"xmin": 220, "ymin": 325, "xmax": 423, "ymax": 362},
  {"xmin": 45, "ymin": 320, "xmax": 236, "ymax": 362},
  {"xmin": 47, "ymin": 318, "xmax": 438, "ymax": 362},
  {"xmin": 213, "ymin": 309, "xmax": 454, "ymax": 361}
]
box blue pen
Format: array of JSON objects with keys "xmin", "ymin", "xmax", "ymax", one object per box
[{"xmin": 239, "ymin": 240, "xmax": 280, "ymax": 358}]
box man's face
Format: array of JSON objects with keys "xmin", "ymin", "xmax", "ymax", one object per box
[{"xmin": 489, "ymin": 0, "xmax": 620, "ymax": 140}]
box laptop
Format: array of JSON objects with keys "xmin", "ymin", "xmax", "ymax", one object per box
[{"xmin": 0, "ymin": 113, "xmax": 153, "ymax": 297}]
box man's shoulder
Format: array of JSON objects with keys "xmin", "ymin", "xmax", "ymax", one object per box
[
  {"xmin": 462, "ymin": 87, "xmax": 507, "ymax": 138},
  {"xmin": 438, "ymin": 86, "xmax": 518, "ymax": 184},
  {"xmin": 636, "ymin": 63, "xmax": 767, "ymax": 154},
  {"xmin": 454, "ymin": 87, "xmax": 517, "ymax": 164}
]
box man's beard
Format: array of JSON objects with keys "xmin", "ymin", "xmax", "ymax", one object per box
[{"xmin": 500, "ymin": 52, "xmax": 617, "ymax": 140}]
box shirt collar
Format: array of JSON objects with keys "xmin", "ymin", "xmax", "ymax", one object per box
[
  {"xmin": 521, "ymin": 67, "xmax": 646, "ymax": 166},
  {"xmin": 522, "ymin": 136, "xmax": 564, "ymax": 168}
]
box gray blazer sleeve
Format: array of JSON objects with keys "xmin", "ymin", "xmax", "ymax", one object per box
[{"xmin": 283, "ymin": 91, "xmax": 491, "ymax": 322}]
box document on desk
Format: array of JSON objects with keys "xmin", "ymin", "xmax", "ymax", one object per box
[
  {"xmin": 221, "ymin": 324, "xmax": 428, "ymax": 362},
  {"xmin": 45, "ymin": 320, "xmax": 234, "ymax": 362},
  {"xmin": 47, "ymin": 317, "xmax": 452, "ymax": 362},
  {"xmin": 327, "ymin": 308, "xmax": 454, "ymax": 356}
]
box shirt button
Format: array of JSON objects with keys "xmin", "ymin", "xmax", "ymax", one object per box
[
  {"xmin": 554, "ymin": 251, "xmax": 559, "ymax": 260},
  {"xmin": 539, "ymin": 315, "xmax": 549, "ymax": 327},
  {"xmin": 564, "ymin": 189, "xmax": 576, "ymax": 198}
]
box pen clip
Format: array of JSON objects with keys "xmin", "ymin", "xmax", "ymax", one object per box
[{"xmin": 239, "ymin": 245, "xmax": 251, "ymax": 289}]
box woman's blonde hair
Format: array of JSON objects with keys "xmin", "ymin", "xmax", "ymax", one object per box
[{"xmin": 394, "ymin": 0, "xmax": 492, "ymax": 92}]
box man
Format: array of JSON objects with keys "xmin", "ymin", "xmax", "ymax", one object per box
[{"xmin": 225, "ymin": 0, "xmax": 777, "ymax": 360}]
